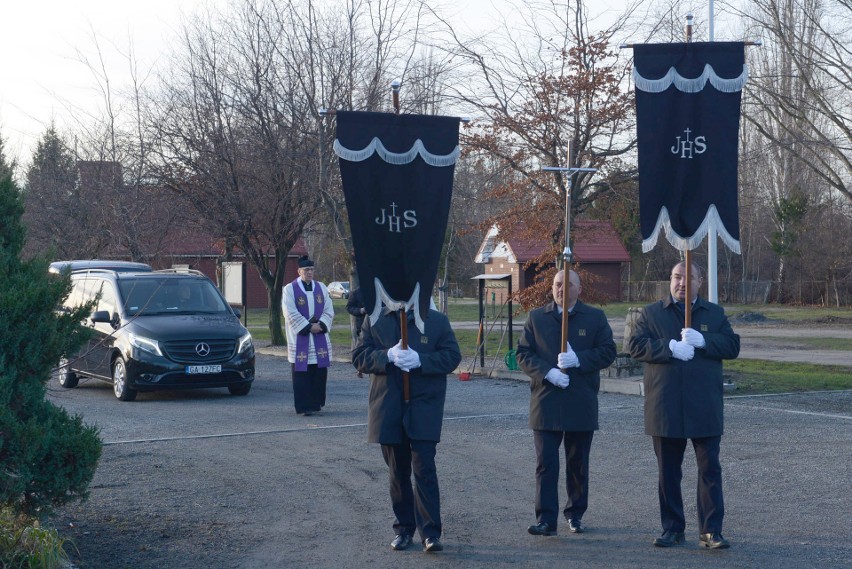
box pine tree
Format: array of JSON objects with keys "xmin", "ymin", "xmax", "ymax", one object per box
[
  {"xmin": 0, "ymin": 132, "xmax": 14, "ymax": 181},
  {"xmin": 0, "ymin": 174, "xmax": 102, "ymax": 517}
]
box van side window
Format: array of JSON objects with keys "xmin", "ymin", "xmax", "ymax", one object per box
[{"xmin": 98, "ymin": 283, "xmax": 117, "ymax": 316}]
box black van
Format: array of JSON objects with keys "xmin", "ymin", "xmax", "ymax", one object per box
[
  {"xmin": 49, "ymin": 259, "xmax": 153, "ymax": 274},
  {"xmin": 58, "ymin": 269, "xmax": 254, "ymax": 401}
]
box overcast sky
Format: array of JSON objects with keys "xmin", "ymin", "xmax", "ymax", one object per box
[
  {"xmin": 0, "ymin": 0, "xmax": 226, "ymax": 169},
  {"xmin": 1, "ymin": 0, "xmax": 727, "ymax": 173}
]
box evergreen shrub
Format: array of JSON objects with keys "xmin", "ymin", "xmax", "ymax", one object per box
[{"xmin": 0, "ymin": 175, "xmax": 102, "ymax": 517}]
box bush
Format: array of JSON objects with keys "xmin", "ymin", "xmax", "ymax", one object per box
[
  {"xmin": 0, "ymin": 508, "xmax": 72, "ymax": 569},
  {"xmin": 0, "ymin": 174, "xmax": 102, "ymax": 517}
]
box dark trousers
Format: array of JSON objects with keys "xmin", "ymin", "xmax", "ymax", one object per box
[
  {"xmin": 381, "ymin": 434, "xmax": 441, "ymax": 541},
  {"xmin": 291, "ymin": 363, "xmax": 327, "ymax": 413},
  {"xmin": 533, "ymin": 430, "xmax": 594, "ymax": 527},
  {"xmin": 653, "ymin": 435, "xmax": 725, "ymax": 534}
]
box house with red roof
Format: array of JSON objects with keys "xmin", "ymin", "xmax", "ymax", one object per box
[{"xmin": 474, "ymin": 220, "xmax": 631, "ymax": 300}]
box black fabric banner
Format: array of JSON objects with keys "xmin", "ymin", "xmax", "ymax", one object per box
[
  {"xmin": 335, "ymin": 111, "xmax": 460, "ymax": 332},
  {"xmin": 634, "ymin": 42, "xmax": 745, "ymax": 253}
]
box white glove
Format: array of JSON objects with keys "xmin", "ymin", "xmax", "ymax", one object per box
[
  {"xmin": 668, "ymin": 339, "xmax": 695, "ymax": 361},
  {"xmin": 397, "ymin": 348, "xmax": 421, "ymax": 370},
  {"xmin": 558, "ymin": 349, "xmax": 580, "ymax": 369},
  {"xmin": 387, "ymin": 341, "xmax": 403, "ymax": 364},
  {"xmin": 681, "ymin": 328, "xmax": 706, "ymax": 348},
  {"xmin": 545, "ymin": 368, "xmax": 571, "ymax": 389}
]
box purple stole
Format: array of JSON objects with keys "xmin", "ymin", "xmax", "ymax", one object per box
[{"xmin": 292, "ymin": 279, "xmax": 330, "ymax": 372}]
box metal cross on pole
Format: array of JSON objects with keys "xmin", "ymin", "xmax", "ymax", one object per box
[{"xmin": 543, "ymin": 144, "xmax": 597, "ymax": 368}]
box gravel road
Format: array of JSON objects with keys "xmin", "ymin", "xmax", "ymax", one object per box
[{"xmin": 48, "ymin": 343, "xmax": 851, "ymax": 569}]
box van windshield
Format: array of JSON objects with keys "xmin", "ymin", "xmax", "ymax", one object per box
[{"xmin": 118, "ymin": 278, "xmax": 231, "ymax": 316}]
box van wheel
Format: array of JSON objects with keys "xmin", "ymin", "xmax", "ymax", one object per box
[
  {"xmin": 57, "ymin": 358, "xmax": 79, "ymax": 388},
  {"xmin": 228, "ymin": 384, "xmax": 251, "ymax": 396},
  {"xmin": 112, "ymin": 358, "xmax": 138, "ymax": 401}
]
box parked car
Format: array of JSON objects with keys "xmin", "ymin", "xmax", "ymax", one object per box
[
  {"xmin": 49, "ymin": 259, "xmax": 153, "ymax": 274},
  {"xmin": 56, "ymin": 269, "xmax": 254, "ymax": 401},
  {"xmin": 327, "ymin": 281, "xmax": 350, "ymax": 299}
]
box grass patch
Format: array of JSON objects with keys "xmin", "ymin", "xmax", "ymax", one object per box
[
  {"xmin": 245, "ymin": 299, "xmax": 852, "ymax": 327},
  {"xmin": 748, "ymin": 336, "xmax": 852, "ymax": 351},
  {"xmin": 723, "ymin": 304, "xmax": 852, "ymax": 323},
  {"xmin": 0, "ymin": 509, "xmax": 72, "ymax": 569},
  {"xmin": 724, "ymin": 359, "xmax": 852, "ymax": 395}
]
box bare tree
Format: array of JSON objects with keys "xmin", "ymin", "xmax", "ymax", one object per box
[
  {"xmin": 735, "ymin": 0, "xmax": 852, "ymax": 204},
  {"xmin": 150, "ymin": 1, "xmax": 321, "ymax": 344},
  {"xmin": 267, "ymin": 0, "xmax": 443, "ymax": 290},
  {"xmin": 62, "ymin": 29, "xmax": 177, "ymax": 263},
  {"xmin": 435, "ymin": 0, "xmax": 639, "ymax": 307},
  {"xmin": 730, "ymin": 0, "xmax": 850, "ymax": 300}
]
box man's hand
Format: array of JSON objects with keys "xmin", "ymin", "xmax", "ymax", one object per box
[
  {"xmin": 681, "ymin": 328, "xmax": 706, "ymax": 348},
  {"xmin": 310, "ymin": 323, "xmax": 323, "ymax": 334},
  {"xmin": 545, "ymin": 368, "xmax": 571, "ymax": 389},
  {"xmin": 668, "ymin": 339, "xmax": 695, "ymax": 361},
  {"xmin": 396, "ymin": 348, "xmax": 421, "ymax": 370},
  {"xmin": 387, "ymin": 341, "xmax": 403, "ymax": 365},
  {"xmin": 558, "ymin": 343, "xmax": 580, "ymax": 369},
  {"xmin": 387, "ymin": 342, "xmax": 420, "ymax": 371}
]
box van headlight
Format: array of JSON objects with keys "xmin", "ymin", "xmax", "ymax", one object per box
[
  {"xmin": 238, "ymin": 332, "xmax": 253, "ymax": 354},
  {"xmin": 129, "ymin": 333, "xmax": 163, "ymax": 356}
]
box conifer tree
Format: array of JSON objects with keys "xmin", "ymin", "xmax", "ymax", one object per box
[
  {"xmin": 0, "ymin": 133, "xmax": 14, "ymax": 181},
  {"xmin": 0, "ymin": 173, "xmax": 102, "ymax": 517}
]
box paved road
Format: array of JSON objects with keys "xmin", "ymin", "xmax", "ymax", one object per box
[{"xmin": 50, "ymin": 356, "xmax": 852, "ymax": 569}]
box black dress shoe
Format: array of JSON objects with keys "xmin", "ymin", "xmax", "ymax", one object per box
[
  {"xmin": 699, "ymin": 533, "xmax": 730, "ymax": 549},
  {"xmin": 653, "ymin": 530, "xmax": 685, "ymax": 547},
  {"xmin": 423, "ymin": 537, "xmax": 443, "ymax": 552},
  {"xmin": 527, "ymin": 522, "xmax": 557, "ymax": 536},
  {"xmin": 567, "ymin": 518, "xmax": 584, "ymax": 533},
  {"xmin": 390, "ymin": 533, "xmax": 413, "ymax": 551}
]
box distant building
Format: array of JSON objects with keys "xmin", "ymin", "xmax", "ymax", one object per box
[
  {"xmin": 474, "ymin": 220, "xmax": 631, "ymax": 301},
  {"xmin": 154, "ymin": 228, "xmax": 308, "ymax": 309},
  {"xmin": 72, "ymin": 160, "xmax": 308, "ymax": 309}
]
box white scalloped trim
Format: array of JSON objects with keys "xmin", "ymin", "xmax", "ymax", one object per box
[
  {"xmin": 642, "ymin": 204, "xmax": 741, "ymax": 254},
  {"xmin": 334, "ymin": 137, "xmax": 459, "ymax": 167},
  {"xmin": 368, "ymin": 279, "xmax": 426, "ymax": 334},
  {"xmin": 634, "ymin": 64, "xmax": 748, "ymax": 93}
]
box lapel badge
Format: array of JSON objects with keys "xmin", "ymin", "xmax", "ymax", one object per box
[
  {"xmin": 579, "ymin": 329, "xmax": 586, "ymax": 336},
  {"xmin": 421, "ymin": 336, "xmax": 429, "ymax": 344},
  {"xmin": 701, "ymin": 324, "xmax": 708, "ymax": 332}
]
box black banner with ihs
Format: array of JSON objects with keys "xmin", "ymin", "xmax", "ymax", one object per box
[{"xmin": 334, "ymin": 110, "xmax": 460, "ymax": 332}]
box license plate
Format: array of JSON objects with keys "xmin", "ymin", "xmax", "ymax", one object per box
[{"xmin": 186, "ymin": 365, "xmax": 222, "ymax": 374}]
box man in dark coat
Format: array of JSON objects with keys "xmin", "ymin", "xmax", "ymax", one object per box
[
  {"xmin": 628, "ymin": 261, "xmax": 740, "ymax": 550},
  {"xmin": 352, "ymin": 308, "xmax": 461, "ymax": 554},
  {"xmin": 346, "ymin": 287, "xmax": 367, "ymax": 349},
  {"xmin": 516, "ymin": 269, "xmax": 616, "ymax": 537}
]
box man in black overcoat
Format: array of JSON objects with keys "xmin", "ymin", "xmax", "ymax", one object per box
[
  {"xmin": 516, "ymin": 270, "xmax": 616, "ymax": 537},
  {"xmin": 346, "ymin": 287, "xmax": 366, "ymax": 349},
  {"xmin": 628, "ymin": 261, "xmax": 740, "ymax": 549},
  {"xmin": 352, "ymin": 308, "xmax": 461, "ymax": 553}
]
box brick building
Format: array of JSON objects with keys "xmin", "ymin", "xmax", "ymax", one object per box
[{"xmin": 474, "ymin": 220, "xmax": 631, "ymax": 301}]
